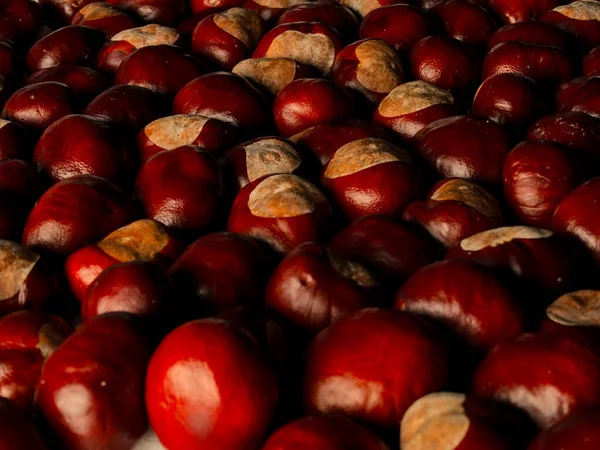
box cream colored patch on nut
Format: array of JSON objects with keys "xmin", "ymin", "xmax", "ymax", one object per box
[
  {"xmin": 253, "ymin": 0, "xmax": 305, "ymax": 8},
  {"xmin": 460, "ymin": 226, "xmax": 553, "ymax": 252},
  {"xmin": 401, "ymin": 392, "xmax": 468, "ymax": 450},
  {"xmin": 266, "ymin": 30, "xmax": 335, "ymax": 75},
  {"xmin": 341, "ymin": 0, "xmax": 381, "ymax": 17},
  {"xmin": 214, "ymin": 8, "xmax": 263, "ymax": 49},
  {"xmin": 378, "ymin": 81, "xmax": 454, "ymax": 118},
  {"xmin": 248, "ymin": 174, "xmax": 326, "ymax": 218},
  {"xmin": 553, "ymin": 1, "xmax": 600, "ymax": 20},
  {"xmin": 232, "ymin": 58, "xmax": 297, "ymax": 95},
  {"xmin": 324, "ymin": 138, "xmax": 410, "ymax": 179},
  {"xmin": 244, "ymin": 138, "xmax": 301, "ymax": 182},
  {"xmin": 547, "ymin": 290, "xmax": 600, "ymax": 327},
  {"xmin": 289, "ymin": 126, "xmax": 315, "ymax": 143},
  {"xmin": 430, "ymin": 179, "xmax": 499, "ymax": 218},
  {"xmin": 144, "ymin": 115, "xmax": 210, "ymax": 150},
  {"xmin": 98, "ymin": 219, "xmax": 170, "ymax": 262},
  {"xmin": 111, "ymin": 24, "xmax": 180, "ymax": 48},
  {"xmin": 78, "ymin": 2, "xmax": 122, "ymax": 19},
  {"xmin": 326, "ymin": 249, "xmax": 378, "ymax": 288},
  {"xmin": 0, "ymin": 240, "xmax": 40, "ymax": 301},
  {"xmin": 0, "ymin": 119, "xmax": 11, "ymax": 130},
  {"xmin": 355, "ymin": 40, "xmax": 403, "ymax": 94}
]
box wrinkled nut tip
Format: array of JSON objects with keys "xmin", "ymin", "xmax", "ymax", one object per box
[
  {"xmin": 37, "ymin": 323, "xmax": 67, "ymax": 360},
  {"xmin": 326, "ymin": 248, "xmax": 378, "ymax": 288},
  {"xmin": 144, "ymin": 114, "xmax": 210, "ymax": 150},
  {"xmin": 232, "ymin": 58, "xmax": 298, "ymax": 96},
  {"xmin": 324, "ymin": 137, "xmax": 410, "ymax": 179},
  {"xmin": 547, "ymin": 290, "xmax": 600, "ymax": 327},
  {"xmin": 98, "ymin": 219, "xmax": 170, "ymax": 262},
  {"xmin": 341, "ymin": 0, "xmax": 382, "ymax": 17},
  {"xmin": 77, "ymin": 2, "xmax": 122, "ymax": 19},
  {"xmin": 460, "ymin": 226, "xmax": 553, "ymax": 252},
  {"xmin": 553, "ymin": 0, "xmax": 600, "ymax": 20},
  {"xmin": 112, "ymin": 24, "xmax": 180, "ymax": 47},
  {"xmin": 266, "ymin": 30, "xmax": 335, "ymax": 75},
  {"xmin": 214, "ymin": 8, "xmax": 264, "ymax": 49},
  {"xmin": 401, "ymin": 392, "xmax": 469, "ymax": 450},
  {"xmin": 378, "ymin": 81, "xmax": 454, "ymax": 119},
  {"xmin": 0, "ymin": 240, "xmax": 40, "ymax": 302},
  {"xmin": 430, "ymin": 179, "xmax": 500, "ymax": 218},
  {"xmin": 355, "ymin": 40, "xmax": 403, "ymax": 94},
  {"xmin": 244, "ymin": 138, "xmax": 301, "ymax": 182},
  {"xmin": 248, "ymin": 174, "xmax": 326, "ymax": 218}
]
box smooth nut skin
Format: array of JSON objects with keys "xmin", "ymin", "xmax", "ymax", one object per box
[
  {"xmin": 26, "ymin": 25, "xmax": 107, "ymax": 73},
  {"xmin": 115, "ymin": 45, "xmax": 204, "ymax": 97},
  {"xmin": 266, "ymin": 242, "xmax": 376, "ymax": 333},
  {"xmin": 482, "ymin": 41, "xmax": 573, "ymax": 85},
  {"xmin": 431, "ymin": 0, "xmax": 496, "ymax": 46},
  {"xmin": 395, "ymin": 259, "xmax": 523, "ymax": 350},
  {"xmin": 359, "ymin": 4, "xmax": 434, "ymax": 53},
  {"xmin": 403, "ymin": 178, "xmax": 503, "ymax": 248},
  {"xmin": 71, "ymin": 3, "xmax": 137, "ymax": 37},
  {"xmin": 0, "ymin": 310, "xmax": 71, "ymax": 409},
  {"xmin": 168, "ymin": 232, "xmax": 275, "ymax": 315},
  {"xmin": 25, "ymin": 66, "xmax": 110, "ymax": 104},
  {"xmin": 489, "ymin": 0, "xmax": 561, "ymax": 24},
  {"xmin": 0, "ymin": 398, "xmax": 47, "ymax": 449},
  {"xmin": 33, "ymin": 114, "xmax": 135, "ymax": 185},
  {"xmin": 541, "ymin": 2, "xmax": 600, "ymax": 50},
  {"xmin": 136, "ymin": 146, "xmax": 222, "ymax": 234},
  {"xmin": 273, "ymin": 78, "xmax": 357, "ymax": 138},
  {"xmin": 146, "ymin": 318, "xmax": 279, "ymax": 450},
  {"xmin": 40, "ymin": 0, "xmax": 98, "ymax": 25},
  {"xmin": 416, "ymin": 115, "xmax": 510, "ymax": 185},
  {"xmin": 504, "ymin": 141, "xmax": 578, "ymax": 229},
  {"xmin": 557, "ymin": 76, "xmax": 600, "ymax": 118},
  {"xmin": 227, "ymin": 174, "xmax": 333, "ymax": 253},
  {"xmin": 23, "ymin": 175, "xmax": 132, "ymax": 257},
  {"xmin": 278, "ymin": 1, "xmax": 359, "ymax": 41},
  {"xmin": 191, "ymin": 0, "xmax": 240, "ymax": 14},
  {"xmin": 0, "ymin": 120, "xmax": 32, "ymax": 161},
  {"xmin": 528, "ymin": 409, "xmax": 600, "ymax": 450},
  {"xmin": 304, "ymin": 308, "xmax": 447, "ymax": 428},
  {"xmin": 173, "ymin": 71, "xmax": 269, "ymax": 134},
  {"xmin": 0, "ymin": 0, "xmax": 41, "ymax": 40},
  {"xmin": 583, "ymin": 46, "xmax": 600, "ymax": 76},
  {"xmin": 262, "ymin": 415, "xmax": 389, "ymax": 450},
  {"xmin": 106, "ymin": 0, "xmax": 185, "ymax": 25},
  {"xmin": 2, "ymin": 82, "xmax": 79, "ymax": 131},
  {"xmin": 35, "ymin": 313, "xmax": 151, "ymax": 450},
  {"xmin": 487, "ymin": 20, "xmax": 570, "ymax": 50},
  {"xmin": 84, "ymin": 84, "xmax": 169, "ymax": 132},
  {"xmin": 241, "ymin": 0, "xmax": 295, "ymax": 23},
  {"xmin": 0, "ymin": 39, "xmax": 15, "ymax": 78},
  {"xmin": 473, "ymin": 327, "xmax": 600, "ymax": 429}
]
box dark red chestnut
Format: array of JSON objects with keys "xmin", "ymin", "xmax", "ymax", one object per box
[
  {"xmin": 541, "ymin": 1, "xmax": 600, "ymax": 50},
  {"xmin": 71, "ymin": 3, "xmax": 137, "ymax": 37},
  {"xmin": 489, "ymin": 0, "xmax": 562, "ymax": 24},
  {"xmin": 336, "ymin": 0, "xmax": 402, "ymax": 19},
  {"xmin": 487, "ymin": 20, "xmax": 570, "ymax": 50},
  {"xmin": 0, "ymin": 39, "xmax": 15, "ymax": 79},
  {"xmin": 145, "ymin": 317, "xmax": 278, "ymax": 449},
  {"xmin": 25, "ymin": 66, "xmax": 109, "ymax": 104},
  {"xmin": 583, "ymin": 46, "xmax": 600, "ymax": 76},
  {"xmin": 0, "ymin": 398, "xmax": 47, "ymax": 449},
  {"xmin": 0, "ymin": 119, "xmax": 32, "ymax": 160},
  {"xmin": 227, "ymin": 173, "xmax": 332, "ymax": 253},
  {"xmin": 190, "ymin": 0, "xmax": 239, "ymax": 14},
  {"xmin": 557, "ymin": 76, "xmax": 600, "ymax": 118},
  {"xmin": 0, "ymin": 0, "xmax": 41, "ymax": 41},
  {"xmin": 528, "ymin": 408, "xmax": 600, "ymax": 450},
  {"xmin": 278, "ymin": 1, "xmax": 359, "ymax": 41},
  {"xmin": 106, "ymin": 0, "xmax": 185, "ymax": 26},
  {"xmin": 432, "ymin": 0, "xmax": 496, "ymax": 47}
]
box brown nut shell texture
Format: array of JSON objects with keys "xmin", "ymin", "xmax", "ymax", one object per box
[
  {"xmin": 547, "ymin": 290, "xmax": 600, "ymax": 327},
  {"xmin": 553, "ymin": 1, "xmax": 600, "ymax": 20},
  {"xmin": 430, "ymin": 179, "xmax": 499, "ymax": 218},
  {"xmin": 0, "ymin": 240, "xmax": 40, "ymax": 301},
  {"xmin": 355, "ymin": 40, "xmax": 403, "ymax": 94},
  {"xmin": 78, "ymin": 3, "xmax": 123, "ymax": 19},
  {"xmin": 460, "ymin": 226, "xmax": 553, "ymax": 252},
  {"xmin": 326, "ymin": 249, "xmax": 378, "ymax": 288},
  {"xmin": 378, "ymin": 81, "xmax": 454, "ymax": 118},
  {"xmin": 144, "ymin": 115, "xmax": 210, "ymax": 150},
  {"xmin": 266, "ymin": 31, "xmax": 335, "ymax": 75},
  {"xmin": 244, "ymin": 138, "xmax": 301, "ymax": 182},
  {"xmin": 111, "ymin": 24, "xmax": 180, "ymax": 48},
  {"xmin": 97, "ymin": 219, "xmax": 170, "ymax": 262},
  {"xmin": 341, "ymin": 0, "xmax": 381, "ymax": 18},
  {"xmin": 214, "ymin": 8, "xmax": 263, "ymax": 49},
  {"xmin": 233, "ymin": 58, "xmax": 299, "ymax": 96}
]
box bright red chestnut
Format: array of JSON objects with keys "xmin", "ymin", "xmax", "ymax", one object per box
[
  {"xmin": 263, "ymin": 416, "xmax": 389, "ymax": 450},
  {"xmin": 227, "ymin": 173, "xmax": 332, "ymax": 253},
  {"xmin": 403, "ymin": 178, "xmax": 504, "ymax": 248},
  {"xmin": 136, "ymin": 146, "xmax": 222, "ymax": 234},
  {"xmin": 25, "ymin": 66, "xmax": 109, "ymax": 104},
  {"xmin": 304, "ymin": 308, "xmax": 447, "ymax": 428},
  {"xmin": 97, "ymin": 24, "xmax": 181, "ymax": 74},
  {"xmin": 71, "ymin": 3, "xmax": 137, "ymax": 37},
  {"xmin": 373, "ymin": 80, "xmax": 456, "ymax": 142},
  {"xmin": 266, "ymin": 242, "xmax": 377, "ymax": 333},
  {"xmin": 0, "ymin": 398, "xmax": 47, "ymax": 449},
  {"xmin": 322, "ymin": 137, "xmax": 421, "ymax": 220},
  {"xmin": 106, "ymin": 0, "xmax": 185, "ymax": 26},
  {"xmin": 529, "ymin": 408, "xmax": 600, "ymax": 450},
  {"xmin": 487, "ymin": 20, "xmax": 570, "ymax": 50},
  {"xmin": 504, "ymin": 141, "xmax": 578, "ymax": 228},
  {"xmin": 432, "ymin": 0, "xmax": 496, "ymax": 47},
  {"xmin": 115, "ymin": 44, "xmax": 204, "ymax": 97},
  {"xmin": 0, "ymin": 310, "xmax": 71, "ymax": 409},
  {"xmin": 65, "ymin": 219, "xmax": 181, "ymax": 302},
  {"xmin": 26, "ymin": 25, "xmax": 107, "ymax": 73},
  {"xmin": 331, "ymin": 39, "xmax": 404, "ymax": 106},
  {"xmin": 168, "ymin": 231, "xmax": 275, "ymax": 314},
  {"xmin": 278, "ymin": 1, "xmax": 359, "ymax": 41},
  {"xmin": 273, "ymin": 78, "xmax": 357, "ymax": 138},
  {"xmin": 0, "ymin": 119, "xmax": 32, "ymax": 160},
  {"xmin": 253, "ymin": 21, "xmax": 344, "ymax": 76},
  {"xmin": 145, "ymin": 317, "xmax": 278, "ymax": 449},
  {"xmin": 36, "ymin": 312, "xmax": 151, "ymax": 449},
  {"xmin": 23, "ymin": 175, "xmax": 131, "ymax": 256},
  {"xmin": 489, "ymin": 0, "xmax": 562, "ymax": 24},
  {"xmin": 583, "ymin": 46, "xmax": 600, "ymax": 76},
  {"xmin": 416, "ymin": 115, "xmax": 510, "ymax": 185},
  {"xmin": 541, "ymin": 1, "xmax": 600, "ymax": 50},
  {"xmin": 557, "ymin": 76, "xmax": 600, "ymax": 118},
  {"xmin": 192, "ymin": 8, "xmax": 265, "ymax": 71},
  {"xmin": 2, "ymin": 81, "xmax": 79, "ymax": 131}
]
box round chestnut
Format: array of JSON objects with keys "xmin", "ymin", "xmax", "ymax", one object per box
[
  {"xmin": 487, "ymin": 20, "xmax": 570, "ymax": 50},
  {"xmin": 541, "ymin": 1, "xmax": 600, "ymax": 50},
  {"xmin": 25, "ymin": 66, "xmax": 109, "ymax": 105},
  {"xmin": 432, "ymin": 0, "xmax": 496, "ymax": 47},
  {"xmin": 106, "ymin": 0, "xmax": 185, "ymax": 26},
  {"xmin": 277, "ymin": 1, "xmax": 359, "ymax": 41},
  {"xmin": 529, "ymin": 409, "xmax": 600, "ymax": 450},
  {"xmin": 489, "ymin": 0, "xmax": 562, "ymax": 24},
  {"xmin": 583, "ymin": 46, "xmax": 600, "ymax": 76},
  {"xmin": 557, "ymin": 76, "xmax": 600, "ymax": 118},
  {"xmin": 71, "ymin": 2, "xmax": 137, "ymax": 37},
  {"xmin": 0, "ymin": 119, "xmax": 32, "ymax": 161},
  {"xmin": 0, "ymin": 0, "xmax": 41, "ymax": 41}
]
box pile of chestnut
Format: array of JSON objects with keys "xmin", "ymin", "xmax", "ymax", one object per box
[{"xmin": 5, "ymin": 0, "xmax": 600, "ymax": 447}]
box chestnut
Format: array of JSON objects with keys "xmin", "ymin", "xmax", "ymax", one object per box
[
  {"xmin": 487, "ymin": 20, "xmax": 570, "ymax": 50},
  {"xmin": 489, "ymin": 0, "xmax": 562, "ymax": 24},
  {"xmin": 0, "ymin": 119, "xmax": 32, "ymax": 160},
  {"xmin": 25, "ymin": 66, "xmax": 110, "ymax": 105},
  {"xmin": 168, "ymin": 231, "xmax": 275, "ymax": 314},
  {"xmin": 106, "ymin": 0, "xmax": 185, "ymax": 26},
  {"xmin": 190, "ymin": 0, "xmax": 239, "ymax": 14},
  {"xmin": 528, "ymin": 409, "xmax": 600, "ymax": 450},
  {"xmin": 331, "ymin": 39, "xmax": 404, "ymax": 106},
  {"xmin": 33, "ymin": 114, "xmax": 135, "ymax": 185},
  {"xmin": 304, "ymin": 308, "xmax": 447, "ymax": 428},
  {"xmin": 278, "ymin": 1, "xmax": 359, "ymax": 41},
  {"xmin": 227, "ymin": 173, "xmax": 332, "ymax": 253},
  {"xmin": 322, "ymin": 137, "xmax": 421, "ymax": 220},
  {"xmin": 336, "ymin": 0, "xmax": 401, "ymax": 19},
  {"xmin": 416, "ymin": 115, "xmax": 510, "ymax": 185},
  {"xmin": 557, "ymin": 76, "xmax": 600, "ymax": 118},
  {"xmin": 192, "ymin": 8, "xmax": 265, "ymax": 71},
  {"xmin": 135, "ymin": 146, "xmax": 222, "ymax": 234},
  {"xmin": 26, "ymin": 25, "xmax": 107, "ymax": 73},
  {"xmin": 372, "ymin": 80, "xmax": 456, "ymax": 142},
  {"xmin": 71, "ymin": 2, "xmax": 137, "ymax": 37},
  {"xmin": 138, "ymin": 114, "xmax": 237, "ymax": 163},
  {"xmin": 97, "ymin": 24, "xmax": 181, "ymax": 74},
  {"xmin": 0, "ymin": 0, "xmax": 41, "ymax": 42},
  {"xmin": 0, "ymin": 39, "xmax": 15, "ymax": 79},
  {"xmin": 23, "ymin": 175, "xmax": 132, "ymax": 257},
  {"xmin": 65, "ymin": 219, "xmax": 181, "ymax": 302},
  {"xmin": 35, "ymin": 312, "xmax": 151, "ymax": 449},
  {"xmin": 145, "ymin": 318, "xmax": 278, "ymax": 449},
  {"xmin": 546, "ymin": 290, "xmax": 600, "ymax": 328},
  {"xmin": 0, "ymin": 310, "xmax": 71, "ymax": 409},
  {"xmin": 541, "ymin": 1, "xmax": 600, "ymax": 50},
  {"xmin": 242, "ymin": 0, "xmax": 302, "ymax": 24},
  {"xmin": 431, "ymin": 0, "xmax": 496, "ymax": 47},
  {"xmin": 265, "ymin": 242, "xmax": 377, "ymax": 333},
  {"xmin": 583, "ymin": 46, "xmax": 600, "ymax": 76},
  {"xmin": 253, "ymin": 21, "xmax": 344, "ymax": 76},
  {"xmin": 403, "ymin": 178, "xmax": 504, "ymax": 248},
  {"xmin": 273, "ymin": 78, "xmax": 357, "ymax": 137},
  {"xmin": 0, "ymin": 398, "xmax": 47, "ymax": 449},
  {"xmin": 504, "ymin": 141, "xmax": 578, "ymax": 228},
  {"xmin": 115, "ymin": 45, "xmax": 204, "ymax": 97}
]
